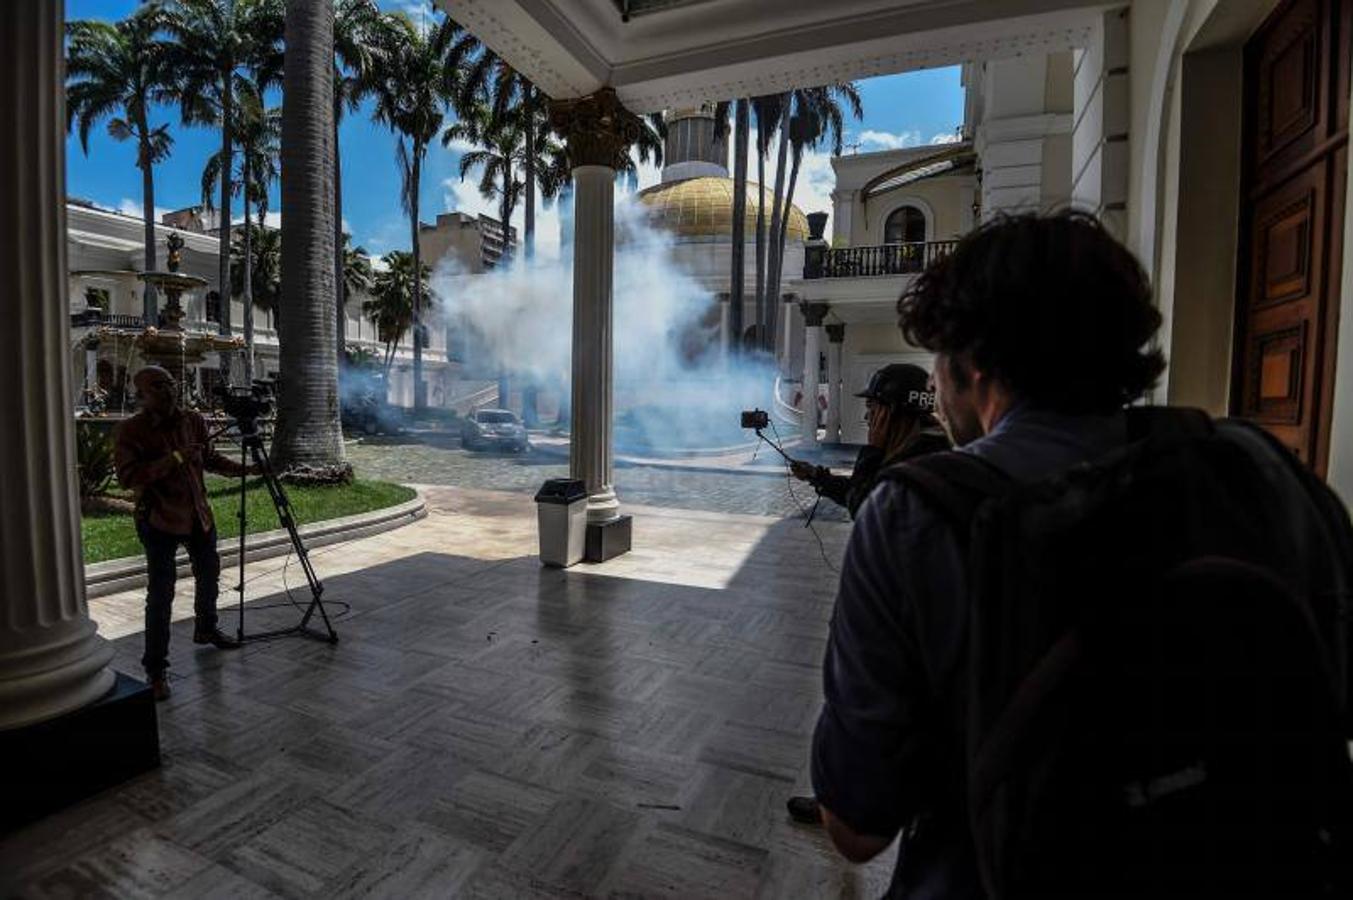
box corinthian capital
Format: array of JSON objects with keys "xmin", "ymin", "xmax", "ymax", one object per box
[{"xmin": 549, "ymin": 87, "xmax": 643, "ymax": 171}]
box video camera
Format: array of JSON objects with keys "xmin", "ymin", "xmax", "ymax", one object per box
[
  {"xmin": 741, "ymin": 409, "xmax": 770, "ymax": 430},
  {"xmin": 216, "ymin": 379, "xmax": 275, "ymax": 433}
]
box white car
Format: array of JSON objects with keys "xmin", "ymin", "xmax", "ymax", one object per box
[{"xmin": 461, "ymin": 409, "xmax": 529, "ymax": 452}]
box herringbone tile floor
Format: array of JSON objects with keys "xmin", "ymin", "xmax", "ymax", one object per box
[{"xmin": 2, "ymin": 487, "xmax": 895, "ymax": 898}]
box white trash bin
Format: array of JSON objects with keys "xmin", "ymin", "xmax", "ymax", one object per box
[{"xmin": 535, "ymin": 478, "xmax": 588, "ymax": 567}]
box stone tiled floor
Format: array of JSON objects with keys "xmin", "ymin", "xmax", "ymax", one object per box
[
  {"xmin": 3, "ymin": 486, "xmax": 893, "ymax": 898},
  {"xmin": 344, "ymin": 435, "xmax": 853, "ymax": 523}
]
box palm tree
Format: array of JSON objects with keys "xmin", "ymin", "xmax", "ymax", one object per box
[
  {"xmin": 363, "ymin": 250, "xmax": 430, "ymax": 377},
  {"xmin": 764, "ymin": 84, "xmax": 862, "ymax": 347},
  {"xmin": 714, "ymin": 98, "xmax": 750, "ymax": 355},
  {"xmin": 750, "ymin": 94, "xmax": 783, "ymax": 351},
  {"xmin": 455, "ymin": 55, "xmax": 554, "ymax": 259},
  {"xmin": 66, "ymin": 7, "xmax": 176, "ymax": 323},
  {"xmin": 333, "ymin": 0, "xmax": 382, "ymax": 359},
  {"xmin": 229, "ymin": 223, "xmax": 282, "ymax": 315},
  {"xmin": 369, "ymin": 11, "xmax": 478, "ymax": 409},
  {"xmin": 159, "ymin": 0, "xmax": 284, "ymax": 339},
  {"xmin": 272, "ymin": 0, "xmax": 345, "ymax": 472},
  {"xmin": 201, "ymin": 81, "xmax": 280, "ymax": 381},
  {"xmin": 342, "ymin": 237, "xmax": 375, "ymax": 310}
]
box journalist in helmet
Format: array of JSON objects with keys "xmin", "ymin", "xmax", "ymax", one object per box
[{"xmin": 789, "ymin": 363, "xmax": 950, "ymax": 519}]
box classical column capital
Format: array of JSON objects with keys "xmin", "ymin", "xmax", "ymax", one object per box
[
  {"xmin": 825, "ymin": 323, "xmax": 846, "ymax": 343},
  {"xmin": 800, "ymin": 302, "xmax": 830, "ymax": 327},
  {"xmin": 550, "ymin": 88, "xmax": 643, "ymax": 171}
]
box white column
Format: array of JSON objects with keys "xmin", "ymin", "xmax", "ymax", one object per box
[
  {"xmin": 825, "ymin": 323, "xmax": 845, "ymax": 444},
  {"xmin": 800, "ymin": 303, "xmax": 828, "ymax": 448},
  {"xmin": 0, "ymin": 0, "xmax": 116, "ymax": 730},
  {"xmin": 569, "ymin": 165, "xmax": 620, "ymax": 524}
]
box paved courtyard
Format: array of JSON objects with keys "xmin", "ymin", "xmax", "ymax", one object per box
[
  {"xmin": 345, "ymin": 433, "xmax": 852, "ymax": 523},
  {"xmin": 4, "ymin": 486, "xmax": 888, "ymax": 898}
]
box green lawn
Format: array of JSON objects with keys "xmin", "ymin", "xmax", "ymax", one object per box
[{"xmin": 82, "ymin": 476, "xmax": 416, "ymax": 565}]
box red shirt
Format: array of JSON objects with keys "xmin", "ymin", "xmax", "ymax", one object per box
[{"xmin": 113, "ymin": 409, "xmax": 245, "ymax": 535}]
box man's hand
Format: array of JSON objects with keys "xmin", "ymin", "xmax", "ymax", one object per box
[{"xmin": 790, "ymin": 460, "xmax": 816, "ymax": 481}]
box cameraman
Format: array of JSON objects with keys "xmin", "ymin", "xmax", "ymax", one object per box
[
  {"xmin": 114, "ymin": 365, "xmax": 258, "ymax": 701},
  {"xmin": 789, "ymin": 363, "xmax": 950, "ymax": 519}
]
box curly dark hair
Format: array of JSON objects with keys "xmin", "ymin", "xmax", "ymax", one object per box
[{"xmin": 897, "ymin": 211, "xmax": 1165, "ymax": 414}]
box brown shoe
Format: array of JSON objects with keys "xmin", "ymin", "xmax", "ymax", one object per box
[
  {"xmin": 150, "ymin": 674, "xmax": 171, "ymax": 702},
  {"xmin": 192, "ymin": 627, "xmax": 241, "ymax": 650}
]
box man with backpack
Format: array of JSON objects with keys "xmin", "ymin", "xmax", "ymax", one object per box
[{"xmin": 810, "ymin": 211, "xmax": 1353, "ymax": 898}]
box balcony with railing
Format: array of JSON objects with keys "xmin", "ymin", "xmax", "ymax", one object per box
[{"xmin": 803, "ymin": 239, "xmax": 958, "ymax": 280}]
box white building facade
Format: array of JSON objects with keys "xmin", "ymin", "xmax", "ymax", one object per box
[{"xmin": 64, "ymin": 201, "xmax": 458, "ymax": 411}]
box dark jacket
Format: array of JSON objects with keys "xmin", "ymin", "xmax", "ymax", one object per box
[
  {"xmin": 809, "ymin": 428, "xmax": 951, "ymax": 518},
  {"xmin": 114, "ymin": 408, "xmax": 245, "ymax": 535}
]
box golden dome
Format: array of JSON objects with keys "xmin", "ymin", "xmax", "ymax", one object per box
[{"xmin": 638, "ymin": 176, "xmax": 810, "ymax": 242}]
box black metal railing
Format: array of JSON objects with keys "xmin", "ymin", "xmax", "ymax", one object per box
[
  {"xmin": 803, "ymin": 239, "xmax": 959, "ymax": 279},
  {"xmin": 100, "ymin": 313, "xmax": 148, "ymax": 329}
]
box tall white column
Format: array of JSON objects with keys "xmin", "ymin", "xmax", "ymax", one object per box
[
  {"xmin": 569, "ymin": 165, "xmax": 619, "ymax": 523},
  {"xmin": 800, "ymin": 303, "xmax": 828, "ymax": 448},
  {"xmin": 550, "ymin": 89, "xmax": 640, "ymax": 527},
  {"xmin": 825, "ymin": 323, "xmax": 845, "ymax": 444},
  {"xmin": 0, "ymin": 0, "xmax": 116, "ymax": 730}
]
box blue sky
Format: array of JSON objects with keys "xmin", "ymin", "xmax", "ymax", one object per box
[{"xmin": 66, "ymin": 0, "xmax": 965, "ymax": 259}]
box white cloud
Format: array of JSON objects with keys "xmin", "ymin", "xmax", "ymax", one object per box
[
  {"xmin": 930, "ymin": 131, "xmax": 962, "ymax": 145},
  {"xmin": 857, "ymin": 129, "xmax": 921, "ymax": 150},
  {"xmin": 116, "ymin": 197, "xmax": 173, "ymax": 223},
  {"xmin": 442, "ymin": 136, "xmax": 478, "ymax": 155}
]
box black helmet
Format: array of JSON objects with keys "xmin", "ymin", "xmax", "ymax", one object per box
[{"xmin": 854, "ymin": 363, "xmax": 936, "ymax": 415}]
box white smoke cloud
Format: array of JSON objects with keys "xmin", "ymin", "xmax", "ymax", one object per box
[
  {"xmin": 930, "ymin": 131, "xmax": 963, "ymax": 145},
  {"xmin": 431, "ymin": 192, "xmax": 778, "ymax": 450}
]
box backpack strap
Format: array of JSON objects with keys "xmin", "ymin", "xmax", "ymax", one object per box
[
  {"xmin": 1124, "ymin": 405, "xmax": 1214, "ymax": 443},
  {"xmin": 878, "ymin": 450, "xmax": 1013, "ymax": 531}
]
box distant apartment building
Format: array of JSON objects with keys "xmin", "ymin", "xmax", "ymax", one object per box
[
  {"xmin": 418, "ymin": 211, "xmax": 517, "ymax": 274},
  {"xmin": 418, "ymin": 212, "xmax": 517, "ymax": 374}
]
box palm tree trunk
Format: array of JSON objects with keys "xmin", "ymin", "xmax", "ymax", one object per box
[
  {"xmin": 768, "ymin": 145, "xmax": 802, "ymax": 365},
  {"xmin": 410, "ymin": 147, "xmax": 425, "ymax": 410},
  {"xmin": 523, "ymin": 86, "xmax": 535, "ymax": 261},
  {"xmin": 334, "ymin": 107, "xmax": 346, "ymax": 362},
  {"xmin": 728, "ymin": 99, "xmax": 748, "ymax": 356},
  {"xmin": 273, "ymin": 0, "xmax": 345, "ymax": 471},
  {"xmin": 754, "ymin": 114, "xmax": 766, "ymax": 351},
  {"xmin": 218, "ymin": 61, "xmax": 234, "ymax": 339},
  {"xmin": 138, "ymin": 134, "xmax": 158, "ymax": 323},
  {"xmin": 242, "ymin": 175, "xmax": 255, "ymax": 384},
  {"xmin": 765, "ymin": 97, "xmax": 790, "ymax": 354}
]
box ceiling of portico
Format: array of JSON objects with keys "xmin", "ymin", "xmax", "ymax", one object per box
[{"xmin": 440, "ymin": 0, "xmax": 1112, "ymax": 112}]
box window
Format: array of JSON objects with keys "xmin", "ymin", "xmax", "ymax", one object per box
[
  {"xmin": 884, "ymin": 205, "xmax": 926, "ymax": 245},
  {"xmin": 84, "ymin": 287, "xmax": 110, "ymax": 311},
  {"xmin": 204, "ymin": 290, "xmax": 222, "ymax": 324}
]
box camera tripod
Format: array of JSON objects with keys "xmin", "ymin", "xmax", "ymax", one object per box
[{"xmin": 227, "ymin": 419, "xmax": 338, "ymax": 645}]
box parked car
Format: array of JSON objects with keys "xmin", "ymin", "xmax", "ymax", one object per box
[
  {"xmin": 461, "ymin": 408, "xmax": 529, "ymax": 452},
  {"xmin": 341, "ymin": 373, "xmax": 403, "ymax": 436}
]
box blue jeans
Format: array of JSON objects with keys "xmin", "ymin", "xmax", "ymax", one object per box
[{"xmin": 136, "ymin": 520, "xmax": 221, "ymax": 677}]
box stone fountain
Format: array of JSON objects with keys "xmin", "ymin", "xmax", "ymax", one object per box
[{"xmin": 132, "ymin": 232, "xmax": 242, "ymax": 405}]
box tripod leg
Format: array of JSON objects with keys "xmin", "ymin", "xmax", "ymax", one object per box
[{"xmin": 248, "ymin": 442, "xmax": 337, "ymax": 643}]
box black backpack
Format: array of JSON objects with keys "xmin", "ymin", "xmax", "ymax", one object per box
[{"xmin": 883, "ymin": 407, "xmax": 1353, "ymax": 899}]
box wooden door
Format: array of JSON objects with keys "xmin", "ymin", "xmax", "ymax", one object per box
[{"xmin": 1235, "ymin": 0, "xmax": 1350, "ymax": 474}]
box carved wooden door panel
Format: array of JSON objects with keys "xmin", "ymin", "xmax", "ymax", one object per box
[{"xmin": 1235, "ymin": 0, "xmax": 1350, "ymax": 473}]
